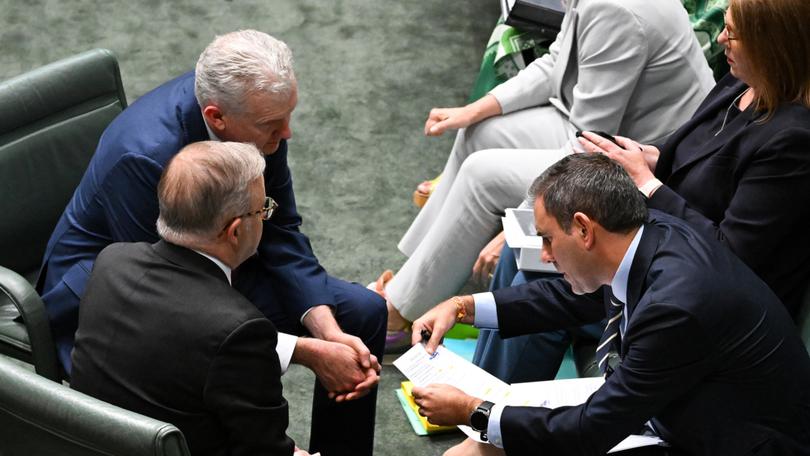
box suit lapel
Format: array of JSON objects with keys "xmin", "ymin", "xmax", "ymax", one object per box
[
  {"xmin": 622, "ymin": 220, "xmax": 663, "ymax": 353},
  {"xmin": 667, "ymin": 81, "xmax": 758, "ymax": 176}
]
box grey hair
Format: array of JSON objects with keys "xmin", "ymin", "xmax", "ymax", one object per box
[
  {"xmin": 157, "ymin": 141, "xmax": 266, "ymax": 245},
  {"xmin": 194, "ymin": 29, "xmax": 295, "ymax": 114},
  {"xmin": 528, "ymin": 154, "xmax": 647, "ymax": 234}
]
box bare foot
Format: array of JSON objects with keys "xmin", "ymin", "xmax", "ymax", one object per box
[
  {"xmin": 367, "ymin": 270, "xmax": 410, "ymax": 331},
  {"xmin": 443, "ymin": 438, "xmax": 505, "ymax": 456},
  {"xmin": 416, "ymin": 180, "xmax": 432, "ymax": 196},
  {"xmin": 387, "ymin": 300, "xmax": 409, "ymax": 331}
]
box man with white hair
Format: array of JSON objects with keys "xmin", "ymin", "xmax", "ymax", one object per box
[
  {"xmin": 38, "ymin": 30, "xmax": 384, "ymax": 456},
  {"xmin": 72, "ymin": 141, "xmax": 311, "ymax": 456}
]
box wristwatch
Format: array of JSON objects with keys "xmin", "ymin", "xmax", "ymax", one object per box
[{"xmin": 469, "ymin": 400, "xmax": 495, "ymax": 442}]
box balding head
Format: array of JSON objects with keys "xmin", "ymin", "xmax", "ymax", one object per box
[{"xmin": 156, "ymin": 141, "xmax": 265, "ymax": 247}]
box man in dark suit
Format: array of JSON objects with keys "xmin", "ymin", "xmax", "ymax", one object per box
[
  {"xmin": 39, "ymin": 30, "xmax": 383, "ymax": 456},
  {"xmin": 411, "ymin": 154, "xmax": 810, "ymax": 455},
  {"xmin": 72, "ymin": 141, "xmax": 310, "ymax": 455}
]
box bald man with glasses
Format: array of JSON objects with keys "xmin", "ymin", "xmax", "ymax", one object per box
[{"xmin": 71, "ymin": 142, "xmax": 315, "ymax": 456}]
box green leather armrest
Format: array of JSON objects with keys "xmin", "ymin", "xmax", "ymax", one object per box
[{"xmin": 0, "ymin": 265, "xmax": 60, "ymax": 380}]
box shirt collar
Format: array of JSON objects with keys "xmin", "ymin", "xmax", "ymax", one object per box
[
  {"xmin": 191, "ymin": 249, "xmax": 232, "ymax": 285},
  {"xmin": 610, "ymin": 225, "xmax": 644, "ymax": 305}
]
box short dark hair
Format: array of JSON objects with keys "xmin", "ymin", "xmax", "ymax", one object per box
[{"xmin": 529, "ymin": 154, "xmax": 647, "ymax": 234}]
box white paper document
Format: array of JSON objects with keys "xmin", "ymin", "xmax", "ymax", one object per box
[
  {"xmin": 394, "ymin": 344, "xmax": 666, "ymax": 453},
  {"xmin": 393, "ymin": 343, "xmax": 511, "ymax": 402}
]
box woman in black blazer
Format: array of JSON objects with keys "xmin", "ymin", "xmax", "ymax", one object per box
[{"xmin": 580, "ymin": 0, "xmax": 810, "ymax": 317}]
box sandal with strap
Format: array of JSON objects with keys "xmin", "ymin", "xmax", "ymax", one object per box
[{"xmin": 412, "ymin": 174, "xmax": 442, "ymax": 208}]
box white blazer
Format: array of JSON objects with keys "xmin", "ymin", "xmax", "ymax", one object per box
[{"xmin": 490, "ymin": 0, "xmax": 715, "ymax": 143}]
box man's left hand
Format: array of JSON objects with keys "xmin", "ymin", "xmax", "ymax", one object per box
[
  {"xmin": 322, "ymin": 332, "xmax": 381, "ymax": 402},
  {"xmin": 411, "ymin": 384, "xmax": 482, "ymax": 426},
  {"xmin": 302, "ymin": 305, "xmax": 380, "ymax": 401}
]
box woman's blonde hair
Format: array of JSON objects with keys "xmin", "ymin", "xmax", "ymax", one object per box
[{"xmin": 730, "ymin": 0, "xmax": 810, "ymax": 119}]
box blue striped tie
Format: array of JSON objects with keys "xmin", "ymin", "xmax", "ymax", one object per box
[{"xmin": 596, "ymin": 295, "xmax": 623, "ymax": 376}]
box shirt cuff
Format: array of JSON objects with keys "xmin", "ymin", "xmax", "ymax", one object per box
[
  {"xmin": 487, "ymin": 403, "xmax": 506, "ymax": 448},
  {"xmin": 299, "ymin": 307, "xmax": 315, "ymax": 324},
  {"xmin": 639, "ymin": 178, "xmax": 663, "ymax": 198},
  {"xmin": 473, "ymin": 292, "xmax": 499, "ymax": 329},
  {"xmin": 276, "ymin": 332, "xmax": 297, "ymax": 374}
]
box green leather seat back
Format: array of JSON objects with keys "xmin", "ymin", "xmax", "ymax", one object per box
[
  {"xmin": 0, "ymin": 355, "xmax": 190, "ymax": 456},
  {"xmin": 0, "ymin": 49, "xmax": 127, "ymax": 280}
]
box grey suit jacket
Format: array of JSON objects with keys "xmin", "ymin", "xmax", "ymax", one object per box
[{"xmin": 490, "ymin": 0, "xmax": 715, "ymax": 143}]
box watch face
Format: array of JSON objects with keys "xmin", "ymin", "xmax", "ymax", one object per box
[{"xmin": 470, "ymin": 410, "xmax": 488, "ymax": 431}]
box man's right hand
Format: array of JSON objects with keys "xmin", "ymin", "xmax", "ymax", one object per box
[
  {"xmin": 292, "ymin": 338, "xmax": 380, "ymax": 401},
  {"xmin": 411, "ymin": 296, "xmax": 470, "ymax": 354}
]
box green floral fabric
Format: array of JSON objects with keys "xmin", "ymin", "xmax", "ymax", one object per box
[{"xmin": 469, "ymin": 0, "xmax": 729, "ymax": 101}]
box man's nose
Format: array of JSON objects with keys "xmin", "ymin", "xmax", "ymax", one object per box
[
  {"xmin": 541, "ymin": 247, "xmax": 554, "ymax": 263},
  {"xmin": 280, "ymin": 120, "xmax": 293, "ymax": 140}
]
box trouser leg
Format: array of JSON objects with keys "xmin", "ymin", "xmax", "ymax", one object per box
[
  {"xmin": 308, "ymin": 276, "xmax": 386, "ymax": 456},
  {"xmin": 387, "ymin": 146, "xmax": 570, "ymax": 322}
]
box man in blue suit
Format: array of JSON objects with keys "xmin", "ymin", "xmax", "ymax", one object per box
[
  {"xmin": 37, "ymin": 30, "xmax": 385, "ymax": 456},
  {"xmin": 411, "ymin": 154, "xmax": 810, "ymax": 455}
]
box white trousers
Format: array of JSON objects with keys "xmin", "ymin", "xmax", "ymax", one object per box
[{"xmin": 387, "ymin": 106, "xmax": 574, "ymax": 321}]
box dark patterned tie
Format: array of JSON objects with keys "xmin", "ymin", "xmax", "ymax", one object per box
[{"xmin": 596, "ymin": 293, "xmax": 623, "ymax": 376}]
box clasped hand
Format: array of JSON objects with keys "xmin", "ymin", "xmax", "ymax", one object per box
[
  {"xmin": 299, "ymin": 306, "xmax": 380, "ymax": 402},
  {"xmin": 316, "ymin": 332, "xmax": 381, "ymax": 402}
]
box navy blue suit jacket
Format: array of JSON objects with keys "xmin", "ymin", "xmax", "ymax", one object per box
[
  {"xmin": 38, "ymin": 72, "xmax": 330, "ymax": 371},
  {"xmin": 492, "ymin": 212, "xmax": 810, "ymax": 455},
  {"xmin": 650, "ymin": 74, "xmax": 810, "ymax": 317}
]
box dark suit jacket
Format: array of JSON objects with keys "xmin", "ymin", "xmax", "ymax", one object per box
[
  {"xmin": 37, "ymin": 71, "xmax": 330, "ymax": 371},
  {"xmin": 492, "ymin": 212, "xmax": 810, "ymax": 455},
  {"xmin": 71, "ymin": 241, "xmax": 295, "ymax": 456},
  {"xmin": 649, "ymin": 74, "xmax": 810, "ymax": 316}
]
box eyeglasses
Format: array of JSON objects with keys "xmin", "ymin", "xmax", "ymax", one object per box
[
  {"xmin": 239, "ymin": 196, "xmax": 278, "ymax": 221},
  {"xmin": 223, "ymin": 196, "xmax": 278, "ymax": 231}
]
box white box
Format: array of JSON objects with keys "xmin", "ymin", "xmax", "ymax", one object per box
[{"xmin": 501, "ymin": 208, "xmax": 559, "ymax": 273}]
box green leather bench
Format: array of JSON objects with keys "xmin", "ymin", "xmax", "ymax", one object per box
[{"xmin": 0, "ymin": 48, "xmax": 127, "ymax": 381}]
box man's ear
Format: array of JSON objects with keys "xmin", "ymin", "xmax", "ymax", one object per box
[
  {"xmin": 221, "ymin": 217, "xmax": 242, "ymax": 247},
  {"xmin": 202, "ymin": 105, "xmax": 227, "ymax": 132},
  {"xmin": 572, "ymin": 212, "xmax": 595, "ymax": 249}
]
